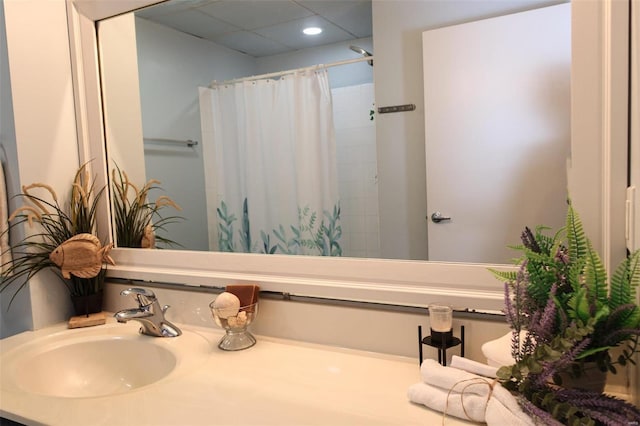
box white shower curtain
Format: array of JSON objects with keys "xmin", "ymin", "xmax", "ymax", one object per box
[{"xmin": 199, "ymin": 69, "xmax": 342, "ymax": 256}]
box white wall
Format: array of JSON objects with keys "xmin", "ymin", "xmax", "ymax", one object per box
[
  {"xmin": 98, "ymin": 13, "xmax": 146, "ymax": 186},
  {"xmin": 2, "ymin": 0, "xmax": 82, "ymax": 335},
  {"xmin": 372, "ymin": 0, "xmax": 567, "ymax": 260},
  {"xmin": 0, "ymin": 0, "xmax": 32, "ymax": 338},
  {"xmin": 135, "ymin": 17, "xmax": 256, "ymax": 250}
]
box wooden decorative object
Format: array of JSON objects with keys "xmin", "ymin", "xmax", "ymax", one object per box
[
  {"xmin": 49, "ymin": 233, "xmax": 115, "ymax": 279},
  {"xmin": 68, "ymin": 311, "xmax": 106, "ymax": 329}
]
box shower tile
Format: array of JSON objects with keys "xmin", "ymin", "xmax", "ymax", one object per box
[
  {"xmin": 349, "ymin": 217, "xmax": 366, "ymax": 233},
  {"xmin": 331, "ymin": 82, "xmax": 378, "ymax": 259},
  {"xmin": 362, "ymin": 148, "xmax": 377, "ymax": 163},
  {"xmin": 350, "ymin": 233, "xmax": 366, "ymax": 250},
  {"xmin": 365, "ymin": 195, "xmax": 379, "ymax": 212},
  {"xmin": 365, "ymin": 215, "xmax": 379, "ymax": 233},
  {"xmin": 341, "ymin": 198, "xmax": 356, "ymax": 214},
  {"xmin": 365, "ymin": 163, "xmax": 378, "ymax": 180},
  {"xmin": 365, "ymin": 181, "xmax": 379, "ymax": 197}
]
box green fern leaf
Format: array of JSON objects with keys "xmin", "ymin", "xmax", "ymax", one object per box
[
  {"xmin": 489, "ymin": 268, "xmax": 518, "ymax": 282},
  {"xmin": 534, "ymin": 225, "xmax": 561, "ymax": 255},
  {"xmin": 566, "ymin": 203, "xmax": 588, "ymax": 263},
  {"xmin": 609, "ymin": 250, "xmax": 640, "ymax": 328},
  {"xmin": 567, "ymin": 288, "xmax": 590, "ymax": 323},
  {"xmin": 508, "ymin": 243, "xmax": 526, "ymax": 251},
  {"xmin": 522, "ymin": 250, "xmax": 563, "ymax": 308},
  {"xmin": 631, "ymin": 250, "xmax": 640, "ymax": 295},
  {"xmin": 623, "ymin": 306, "xmax": 640, "ymax": 329},
  {"xmin": 567, "ymin": 259, "xmax": 586, "ymax": 292},
  {"xmin": 610, "ymin": 254, "xmax": 633, "ymax": 308},
  {"xmin": 583, "ymin": 239, "xmax": 608, "ymax": 303},
  {"xmin": 576, "ymin": 345, "xmax": 612, "ymax": 360}
]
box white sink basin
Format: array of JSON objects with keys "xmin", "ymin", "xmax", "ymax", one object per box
[{"xmin": 0, "ymin": 321, "xmax": 210, "ymax": 398}]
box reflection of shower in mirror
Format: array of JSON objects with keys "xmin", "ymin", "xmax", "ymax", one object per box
[
  {"xmin": 349, "ymin": 45, "xmax": 373, "ymax": 66},
  {"xmin": 98, "ymin": 0, "xmax": 573, "ymax": 265}
]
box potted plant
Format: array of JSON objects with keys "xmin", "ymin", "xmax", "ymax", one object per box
[
  {"xmin": 0, "ymin": 163, "xmax": 114, "ymax": 315},
  {"xmin": 492, "ymin": 202, "xmax": 640, "ymax": 425},
  {"xmin": 111, "ymin": 165, "xmax": 182, "ymax": 249}
]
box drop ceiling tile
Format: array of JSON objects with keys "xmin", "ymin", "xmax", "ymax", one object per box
[
  {"xmin": 197, "ymin": 0, "xmax": 314, "ymax": 30},
  {"xmin": 213, "ymin": 31, "xmax": 292, "ymax": 57},
  {"xmin": 145, "ymin": 8, "xmax": 240, "ymax": 39},
  {"xmin": 136, "ymin": 0, "xmax": 216, "ymax": 18},
  {"xmin": 136, "ymin": 0, "xmax": 372, "ymax": 57},
  {"xmin": 255, "ymin": 16, "xmax": 355, "ymax": 50},
  {"xmin": 297, "ymin": 0, "xmax": 372, "ymax": 37}
]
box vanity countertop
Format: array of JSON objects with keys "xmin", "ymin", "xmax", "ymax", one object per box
[{"xmin": 0, "ymin": 319, "xmax": 473, "ymax": 426}]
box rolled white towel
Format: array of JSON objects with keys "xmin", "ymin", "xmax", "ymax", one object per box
[
  {"xmin": 450, "ymin": 355, "xmax": 499, "ymax": 378},
  {"xmin": 486, "ymin": 384, "xmax": 535, "ymax": 426},
  {"xmin": 420, "ymin": 359, "xmax": 492, "ymax": 397},
  {"xmin": 407, "ymin": 382, "xmax": 489, "ymax": 422},
  {"xmin": 410, "ymin": 359, "xmax": 535, "ymax": 426},
  {"xmin": 407, "ymin": 381, "xmax": 533, "ymax": 425}
]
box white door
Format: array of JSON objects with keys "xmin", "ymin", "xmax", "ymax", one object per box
[{"xmin": 423, "ymin": 3, "xmax": 571, "ymax": 264}]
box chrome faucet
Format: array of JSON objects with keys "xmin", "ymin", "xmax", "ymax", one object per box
[{"xmin": 114, "ymin": 287, "xmax": 182, "ymax": 337}]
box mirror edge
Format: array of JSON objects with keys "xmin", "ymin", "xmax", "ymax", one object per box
[
  {"xmin": 108, "ymin": 248, "xmax": 510, "ymax": 311},
  {"xmin": 66, "ymin": 0, "xmax": 627, "ymax": 313}
]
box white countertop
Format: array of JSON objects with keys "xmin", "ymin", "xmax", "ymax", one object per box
[{"xmin": 0, "ymin": 319, "xmax": 473, "ymax": 426}]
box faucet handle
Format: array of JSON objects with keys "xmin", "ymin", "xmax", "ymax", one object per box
[{"xmin": 121, "ymin": 287, "xmax": 156, "ymax": 307}]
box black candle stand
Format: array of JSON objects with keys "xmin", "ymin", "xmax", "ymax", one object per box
[{"xmin": 418, "ymin": 325, "xmax": 465, "ymax": 366}]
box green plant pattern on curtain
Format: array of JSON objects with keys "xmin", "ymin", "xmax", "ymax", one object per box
[
  {"xmin": 217, "ymin": 198, "xmax": 342, "ymax": 256},
  {"xmin": 216, "ymin": 200, "xmax": 236, "ymax": 252}
]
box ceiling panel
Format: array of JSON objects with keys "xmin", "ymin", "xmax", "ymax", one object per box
[
  {"xmin": 213, "ymin": 30, "xmax": 294, "ymax": 56},
  {"xmin": 136, "ymin": 0, "xmax": 214, "ymax": 18},
  {"xmin": 255, "ymin": 16, "xmax": 355, "ymax": 50},
  {"xmin": 135, "ymin": 0, "xmax": 372, "ymax": 57},
  {"xmin": 196, "ymin": 0, "xmax": 314, "ymax": 30},
  {"xmin": 296, "ymin": 0, "xmax": 372, "ymax": 37},
  {"xmin": 148, "ymin": 8, "xmax": 240, "ymax": 39}
]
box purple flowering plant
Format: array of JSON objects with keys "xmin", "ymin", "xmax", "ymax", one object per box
[{"xmin": 492, "ymin": 202, "xmax": 640, "ymax": 425}]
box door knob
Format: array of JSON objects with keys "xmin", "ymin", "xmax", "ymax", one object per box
[{"xmin": 430, "ymin": 211, "xmax": 451, "ymax": 223}]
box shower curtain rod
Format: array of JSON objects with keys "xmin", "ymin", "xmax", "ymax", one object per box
[{"xmin": 210, "ymin": 55, "xmax": 374, "ymax": 87}]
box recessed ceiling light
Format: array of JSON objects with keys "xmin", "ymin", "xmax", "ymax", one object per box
[{"xmin": 303, "ymin": 27, "xmax": 322, "ymax": 36}]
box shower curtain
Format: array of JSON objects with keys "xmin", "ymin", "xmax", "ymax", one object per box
[{"xmin": 199, "ymin": 69, "xmax": 342, "ymax": 256}]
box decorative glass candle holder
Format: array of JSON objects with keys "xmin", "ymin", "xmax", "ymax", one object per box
[
  {"xmin": 209, "ymin": 299, "xmax": 258, "ymax": 351},
  {"xmin": 428, "ymin": 304, "xmax": 453, "ymax": 343}
]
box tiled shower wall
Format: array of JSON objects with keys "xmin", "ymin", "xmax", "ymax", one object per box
[{"xmin": 331, "ymin": 83, "xmax": 380, "ymax": 258}]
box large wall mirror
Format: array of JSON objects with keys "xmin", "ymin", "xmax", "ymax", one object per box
[
  {"xmin": 67, "ymin": 0, "xmax": 628, "ymax": 311},
  {"xmin": 98, "ymin": 0, "xmax": 570, "ymax": 264}
]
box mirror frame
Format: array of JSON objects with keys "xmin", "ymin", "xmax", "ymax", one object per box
[{"xmin": 65, "ymin": 0, "xmax": 629, "ymax": 312}]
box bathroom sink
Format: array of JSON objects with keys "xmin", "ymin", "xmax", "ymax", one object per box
[{"xmin": 0, "ymin": 321, "xmax": 210, "ymax": 398}]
